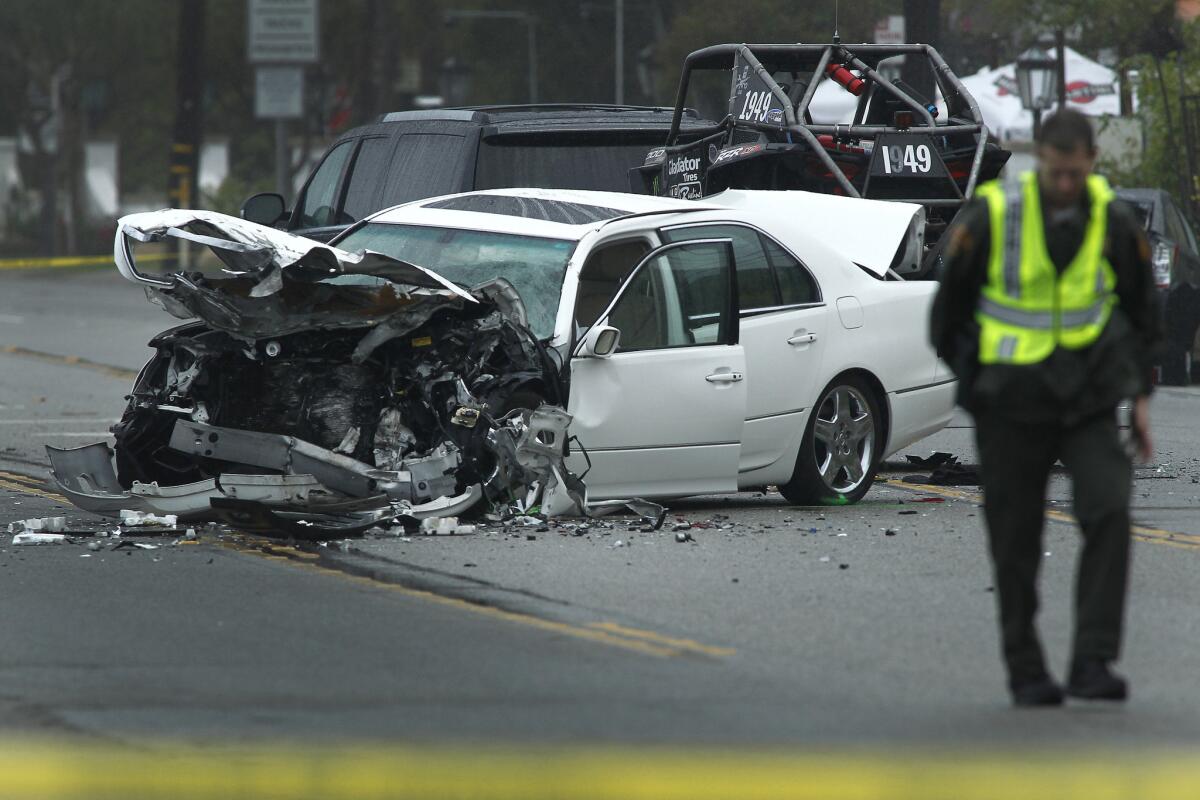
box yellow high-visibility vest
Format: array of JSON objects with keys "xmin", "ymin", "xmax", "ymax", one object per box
[{"xmin": 974, "ymin": 172, "xmax": 1116, "ymax": 364}]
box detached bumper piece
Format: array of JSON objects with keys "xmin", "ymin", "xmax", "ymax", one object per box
[{"xmin": 46, "ymin": 427, "xmax": 485, "ymax": 537}]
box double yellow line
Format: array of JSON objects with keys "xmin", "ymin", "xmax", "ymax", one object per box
[
  {"xmin": 0, "ymin": 742, "xmax": 1196, "ymax": 799},
  {"xmin": 0, "ymin": 470, "xmax": 66, "ymax": 503},
  {"xmin": 886, "ymin": 480, "xmax": 1200, "ymax": 549},
  {"xmin": 0, "ymin": 252, "xmax": 173, "ymax": 271},
  {"xmin": 0, "ymin": 345, "xmax": 139, "ymax": 380},
  {"xmin": 226, "ymin": 536, "xmax": 736, "ymax": 659}
]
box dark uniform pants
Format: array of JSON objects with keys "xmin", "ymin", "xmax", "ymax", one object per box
[{"xmin": 974, "ymin": 410, "xmax": 1133, "ymax": 683}]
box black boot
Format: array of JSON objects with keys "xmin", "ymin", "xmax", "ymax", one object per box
[
  {"xmin": 1009, "ymin": 674, "xmax": 1065, "ymax": 707},
  {"xmin": 1067, "ymin": 659, "xmax": 1128, "ymax": 701}
]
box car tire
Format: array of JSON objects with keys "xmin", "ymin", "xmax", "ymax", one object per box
[{"xmin": 779, "ymin": 375, "xmax": 883, "ymax": 506}]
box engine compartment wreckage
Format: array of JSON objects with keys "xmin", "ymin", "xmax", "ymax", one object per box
[{"xmin": 48, "ymin": 210, "xmax": 605, "ymax": 536}]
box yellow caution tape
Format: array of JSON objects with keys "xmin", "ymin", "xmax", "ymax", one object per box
[{"xmin": 0, "ymin": 743, "xmax": 1195, "ymax": 799}]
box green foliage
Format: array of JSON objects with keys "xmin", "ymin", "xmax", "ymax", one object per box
[{"xmin": 1104, "ymin": 23, "xmax": 1200, "ymax": 207}]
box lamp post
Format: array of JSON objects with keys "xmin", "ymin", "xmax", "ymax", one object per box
[
  {"xmin": 444, "ymin": 9, "xmax": 538, "ymax": 103},
  {"xmin": 1015, "ymin": 47, "xmax": 1058, "ymax": 140}
]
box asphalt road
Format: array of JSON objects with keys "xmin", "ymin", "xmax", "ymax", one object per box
[{"xmin": 2, "ymin": 267, "xmax": 1199, "ymax": 755}]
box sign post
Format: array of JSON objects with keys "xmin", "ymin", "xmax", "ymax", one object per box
[{"xmin": 248, "ymin": 0, "xmax": 319, "ymax": 197}]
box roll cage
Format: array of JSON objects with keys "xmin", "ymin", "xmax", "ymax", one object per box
[{"xmin": 636, "ymin": 43, "xmax": 1011, "ymax": 274}]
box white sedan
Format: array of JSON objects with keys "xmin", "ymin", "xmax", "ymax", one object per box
[
  {"xmin": 333, "ymin": 187, "xmax": 956, "ymax": 505},
  {"xmin": 50, "ymin": 188, "xmax": 954, "ymax": 525}
]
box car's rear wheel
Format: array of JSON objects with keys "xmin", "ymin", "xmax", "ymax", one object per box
[{"xmin": 779, "ymin": 375, "xmax": 882, "ymax": 506}]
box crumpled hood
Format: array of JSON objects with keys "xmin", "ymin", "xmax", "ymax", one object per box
[
  {"xmin": 114, "ymin": 209, "xmax": 486, "ymax": 339},
  {"xmin": 115, "ymin": 209, "xmax": 476, "ymax": 302}
]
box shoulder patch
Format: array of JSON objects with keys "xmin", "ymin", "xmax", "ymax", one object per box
[{"xmin": 947, "ymin": 224, "xmax": 973, "ymax": 260}]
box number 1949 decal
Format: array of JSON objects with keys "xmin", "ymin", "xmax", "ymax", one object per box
[{"xmin": 868, "ymin": 134, "xmax": 948, "ymax": 179}]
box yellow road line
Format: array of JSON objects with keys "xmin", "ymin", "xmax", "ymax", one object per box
[
  {"xmin": 587, "ymin": 621, "xmax": 737, "ymax": 657},
  {"xmin": 0, "ymin": 252, "xmax": 173, "ymax": 270},
  {"xmin": 0, "ymin": 743, "xmax": 1197, "ymax": 799},
  {"xmin": 0, "ymin": 345, "xmax": 139, "ymax": 380},
  {"xmin": 222, "ymin": 536, "xmax": 733, "ymax": 660},
  {"xmin": 885, "ymin": 479, "xmax": 1200, "ymax": 549},
  {"xmin": 0, "ymin": 476, "xmax": 69, "ymax": 504}
]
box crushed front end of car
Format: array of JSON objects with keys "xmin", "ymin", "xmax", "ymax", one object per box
[{"xmin": 48, "ymin": 210, "xmax": 584, "ymax": 535}]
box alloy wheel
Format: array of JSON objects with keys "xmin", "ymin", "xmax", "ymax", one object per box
[{"xmin": 811, "ymin": 384, "xmax": 875, "ymax": 494}]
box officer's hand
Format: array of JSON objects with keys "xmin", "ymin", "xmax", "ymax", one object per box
[{"xmin": 1133, "ymin": 395, "xmax": 1153, "ymax": 463}]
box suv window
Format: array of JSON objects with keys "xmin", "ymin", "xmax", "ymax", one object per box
[
  {"xmin": 476, "ymin": 141, "xmax": 653, "ymax": 192},
  {"xmin": 379, "ymin": 134, "xmax": 468, "ymax": 207},
  {"xmin": 341, "ymin": 137, "xmax": 394, "ymax": 223},
  {"xmin": 298, "ymin": 140, "xmax": 355, "ymax": 228},
  {"xmin": 660, "ymin": 224, "xmax": 778, "ymax": 310}
]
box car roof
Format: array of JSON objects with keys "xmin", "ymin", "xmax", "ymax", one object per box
[
  {"xmin": 1115, "ymin": 188, "xmax": 1167, "ymax": 205},
  {"xmin": 370, "ymin": 105, "xmax": 713, "ymax": 136},
  {"xmin": 367, "ymin": 188, "xmax": 714, "ymax": 238}
]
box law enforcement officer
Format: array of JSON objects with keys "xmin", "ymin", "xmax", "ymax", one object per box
[{"xmin": 930, "ymin": 109, "xmax": 1160, "ymax": 707}]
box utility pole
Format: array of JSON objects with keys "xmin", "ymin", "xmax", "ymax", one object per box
[
  {"xmin": 900, "ymin": 0, "xmax": 940, "ymax": 101},
  {"xmin": 615, "ymin": 0, "xmax": 624, "ymax": 105},
  {"xmin": 168, "ymin": 0, "xmax": 205, "ymax": 212},
  {"xmin": 1054, "ymin": 28, "xmax": 1066, "ymax": 111}
]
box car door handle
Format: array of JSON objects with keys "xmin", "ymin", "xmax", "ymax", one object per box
[
  {"xmin": 705, "ymin": 372, "xmax": 744, "ymax": 384},
  {"xmin": 788, "ymin": 333, "xmax": 818, "ymax": 345}
]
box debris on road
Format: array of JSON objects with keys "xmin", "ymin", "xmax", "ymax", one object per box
[
  {"xmin": 119, "ymin": 510, "xmax": 178, "ymax": 527},
  {"xmin": 903, "ymin": 454, "xmax": 981, "ymax": 487},
  {"xmin": 112, "ymin": 541, "xmax": 159, "ymax": 551},
  {"xmin": 7, "ymin": 517, "xmax": 67, "ymax": 533},
  {"xmin": 905, "ymin": 452, "xmax": 957, "ymax": 468},
  {"xmin": 12, "ymin": 532, "xmax": 68, "ymax": 546}
]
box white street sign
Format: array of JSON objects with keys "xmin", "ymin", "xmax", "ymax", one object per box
[
  {"xmin": 248, "ymin": 0, "xmax": 319, "ymax": 64},
  {"xmin": 255, "ymin": 66, "xmax": 304, "ymax": 119},
  {"xmin": 874, "ymin": 15, "xmax": 906, "ymax": 45}
]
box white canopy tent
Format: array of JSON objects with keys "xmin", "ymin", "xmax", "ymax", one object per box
[
  {"xmin": 960, "ymin": 47, "xmax": 1124, "ymax": 142},
  {"xmin": 805, "ymin": 47, "xmax": 1125, "ymax": 143}
]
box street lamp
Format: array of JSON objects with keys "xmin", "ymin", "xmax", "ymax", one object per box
[
  {"xmin": 1015, "ymin": 47, "xmax": 1059, "ymax": 139},
  {"xmin": 444, "ymin": 9, "xmax": 538, "ymax": 104}
]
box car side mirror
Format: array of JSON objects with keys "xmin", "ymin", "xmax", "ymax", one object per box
[
  {"xmin": 241, "ymin": 192, "xmax": 287, "ymax": 227},
  {"xmin": 578, "ymin": 325, "xmax": 621, "ymax": 358}
]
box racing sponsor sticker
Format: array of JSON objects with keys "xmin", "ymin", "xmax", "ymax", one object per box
[
  {"xmin": 729, "ymin": 51, "xmax": 789, "ymax": 128},
  {"xmin": 868, "ymin": 133, "xmax": 949, "ymax": 178},
  {"xmin": 644, "ymin": 147, "xmax": 667, "ymax": 166},
  {"xmin": 711, "ymin": 143, "xmax": 764, "ymax": 167},
  {"xmin": 661, "ymin": 142, "xmax": 709, "ymax": 200}
]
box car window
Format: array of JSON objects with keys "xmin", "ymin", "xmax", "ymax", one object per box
[
  {"xmin": 607, "ymin": 240, "xmax": 733, "ymax": 352},
  {"xmin": 1165, "ymin": 199, "xmax": 1199, "ymax": 256},
  {"xmin": 333, "ymin": 222, "xmax": 575, "ymax": 338},
  {"xmin": 575, "ymin": 239, "xmax": 652, "ymax": 329},
  {"xmin": 341, "ymin": 137, "xmax": 394, "ymax": 223},
  {"xmin": 378, "ymin": 134, "xmax": 468, "ymax": 206},
  {"xmin": 761, "ymin": 234, "xmax": 820, "ymax": 304},
  {"xmin": 298, "ymin": 140, "xmax": 355, "ymax": 228},
  {"xmin": 660, "ymin": 224, "xmax": 778, "ymax": 310}
]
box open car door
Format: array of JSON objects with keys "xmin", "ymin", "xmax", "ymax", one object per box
[{"xmin": 567, "ymin": 239, "xmax": 747, "ymax": 499}]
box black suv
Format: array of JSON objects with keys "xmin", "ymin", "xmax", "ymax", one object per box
[
  {"xmin": 1115, "ymin": 188, "xmax": 1200, "ymax": 385},
  {"xmin": 241, "ymin": 104, "xmax": 715, "ymax": 242}
]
